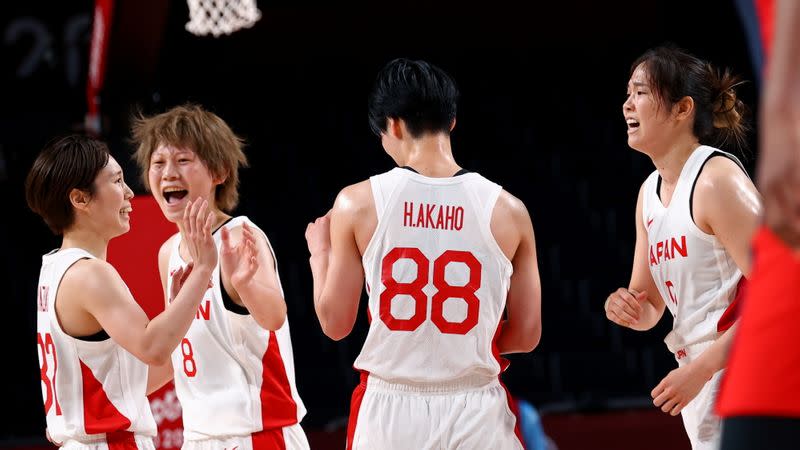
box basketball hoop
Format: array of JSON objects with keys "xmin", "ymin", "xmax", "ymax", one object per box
[{"xmin": 185, "ymin": 0, "xmax": 261, "ymax": 37}]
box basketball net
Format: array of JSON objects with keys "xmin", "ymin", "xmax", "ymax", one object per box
[{"xmin": 185, "ymin": 0, "xmax": 261, "ymax": 37}]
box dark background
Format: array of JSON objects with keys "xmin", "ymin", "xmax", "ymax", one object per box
[{"xmin": 1, "ymin": 0, "xmax": 760, "ymax": 445}]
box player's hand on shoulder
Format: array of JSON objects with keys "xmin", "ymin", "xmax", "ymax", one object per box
[
  {"xmin": 180, "ymin": 198, "xmax": 217, "ymax": 271},
  {"xmin": 305, "ymin": 210, "xmax": 331, "ymax": 256},
  {"xmin": 604, "ymin": 288, "xmax": 647, "ymax": 328}
]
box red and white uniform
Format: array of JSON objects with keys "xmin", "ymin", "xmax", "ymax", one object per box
[
  {"xmin": 167, "ymin": 217, "xmax": 307, "ymax": 450},
  {"xmin": 36, "ymin": 248, "xmax": 157, "ymax": 450},
  {"xmin": 641, "ymin": 145, "xmax": 744, "ymax": 450},
  {"xmin": 350, "ymin": 168, "xmax": 523, "ymax": 450}
]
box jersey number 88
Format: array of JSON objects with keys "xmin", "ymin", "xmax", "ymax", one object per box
[{"xmin": 380, "ymin": 247, "xmax": 481, "ymax": 335}]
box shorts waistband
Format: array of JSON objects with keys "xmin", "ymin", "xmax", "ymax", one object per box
[
  {"xmin": 674, "ymin": 340, "xmax": 715, "ymax": 363},
  {"xmin": 62, "ymin": 433, "xmax": 154, "ymax": 446},
  {"xmin": 363, "ymin": 374, "xmax": 499, "ymax": 394}
]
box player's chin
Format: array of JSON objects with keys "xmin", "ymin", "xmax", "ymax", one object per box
[
  {"xmin": 111, "ymin": 223, "xmax": 131, "ymax": 239},
  {"xmin": 157, "ymin": 204, "xmax": 183, "ymax": 224},
  {"xmin": 627, "ymin": 136, "xmax": 642, "ymax": 151}
]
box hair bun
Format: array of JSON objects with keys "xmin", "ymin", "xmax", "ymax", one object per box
[{"xmin": 712, "ymin": 88, "xmax": 743, "ymax": 129}]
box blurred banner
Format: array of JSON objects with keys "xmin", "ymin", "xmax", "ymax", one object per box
[
  {"xmin": 734, "ymin": 0, "xmax": 774, "ymax": 85},
  {"xmin": 108, "ymin": 195, "xmax": 182, "ymax": 450}
]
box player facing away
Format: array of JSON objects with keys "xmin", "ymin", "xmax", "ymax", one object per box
[
  {"xmin": 132, "ymin": 105, "xmax": 309, "ymax": 450},
  {"xmin": 26, "ymin": 135, "xmax": 218, "ymax": 450},
  {"xmin": 603, "ymin": 46, "xmax": 761, "ymax": 449},
  {"xmin": 305, "ymin": 58, "xmax": 542, "ymax": 450}
]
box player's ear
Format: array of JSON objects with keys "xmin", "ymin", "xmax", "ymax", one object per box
[
  {"xmin": 449, "ymin": 117, "xmax": 456, "ymax": 132},
  {"xmin": 213, "ymin": 170, "xmax": 228, "ymax": 186},
  {"xmin": 673, "ymin": 96, "xmax": 694, "ymax": 121},
  {"xmin": 69, "ymin": 188, "xmax": 91, "ymax": 211},
  {"xmin": 387, "ymin": 117, "xmax": 403, "ymax": 140}
]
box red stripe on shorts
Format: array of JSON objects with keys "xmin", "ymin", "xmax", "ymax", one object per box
[
  {"xmin": 252, "ymin": 428, "xmax": 286, "ymax": 450},
  {"xmin": 491, "ymin": 319, "xmax": 525, "ymax": 448},
  {"xmin": 346, "ymin": 371, "xmax": 369, "ymax": 450},
  {"xmin": 106, "ymin": 431, "xmax": 137, "ymax": 450}
]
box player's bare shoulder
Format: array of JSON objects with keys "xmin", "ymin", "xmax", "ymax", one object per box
[
  {"xmin": 693, "ymin": 156, "xmax": 757, "ymax": 216},
  {"xmin": 333, "ymin": 180, "xmax": 377, "ymax": 252},
  {"xmin": 58, "ymin": 257, "xmax": 125, "ymax": 309},
  {"xmin": 695, "ymin": 155, "xmax": 750, "ymax": 195},
  {"xmin": 61, "ymin": 257, "xmax": 119, "ymax": 291},
  {"xmin": 334, "ymin": 180, "xmax": 374, "ymax": 216},
  {"xmin": 491, "ymin": 190, "xmax": 533, "ymax": 260},
  {"xmin": 157, "ymin": 233, "xmax": 181, "ymax": 267},
  {"xmin": 156, "ymin": 232, "xmax": 181, "ymax": 292}
]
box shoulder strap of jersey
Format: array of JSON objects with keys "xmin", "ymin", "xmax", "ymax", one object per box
[
  {"xmin": 641, "ymin": 170, "xmax": 660, "ymax": 221},
  {"xmin": 370, "ymin": 168, "xmax": 406, "ymax": 219},
  {"xmin": 45, "ymin": 248, "xmax": 96, "ymax": 336}
]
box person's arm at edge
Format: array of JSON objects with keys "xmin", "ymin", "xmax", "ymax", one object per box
[
  {"xmin": 495, "ymin": 191, "xmax": 542, "ymax": 354},
  {"xmin": 758, "ymin": 0, "xmax": 800, "ymax": 249},
  {"xmin": 308, "ymin": 182, "xmax": 369, "ymax": 340}
]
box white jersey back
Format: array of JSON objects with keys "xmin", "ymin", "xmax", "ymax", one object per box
[
  {"xmin": 167, "ymin": 217, "xmax": 305, "ymax": 441},
  {"xmin": 356, "ymin": 168, "xmax": 513, "ymax": 384},
  {"xmin": 641, "ymin": 146, "xmax": 743, "ymax": 353},
  {"xmin": 36, "ymin": 248, "xmax": 157, "ymax": 444}
]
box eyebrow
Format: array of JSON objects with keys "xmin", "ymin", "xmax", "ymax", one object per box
[{"xmin": 111, "ymin": 169, "xmax": 123, "ymax": 177}]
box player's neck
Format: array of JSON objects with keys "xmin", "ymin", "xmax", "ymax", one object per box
[
  {"xmin": 399, "ymin": 134, "xmax": 461, "ymax": 178},
  {"xmin": 60, "ymin": 229, "xmax": 109, "ymax": 260},
  {"xmin": 651, "ymin": 138, "xmax": 701, "ymax": 185}
]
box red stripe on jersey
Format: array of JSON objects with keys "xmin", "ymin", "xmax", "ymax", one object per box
[
  {"xmin": 79, "ymin": 361, "xmax": 132, "ymax": 434},
  {"xmin": 491, "ymin": 319, "xmax": 510, "ymax": 372},
  {"xmin": 718, "ymin": 277, "xmax": 747, "ymax": 332},
  {"xmin": 252, "ymin": 427, "xmax": 287, "ymax": 450},
  {"xmin": 260, "ymin": 331, "xmax": 298, "ymax": 429},
  {"xmin": 106, "ymin": 431, "xmax": 137, "ymax": 450},
  {"xmin": 346, "ymin": 371, "xmax": 369, "ymax": 450}
]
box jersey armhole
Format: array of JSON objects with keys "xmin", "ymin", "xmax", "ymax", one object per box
[
  {"xmin": 53, "ymin": 256, "xmax": 111, "ymax": 341},
  {"xmin": 689, "ymin": 151, "xmax": 748, "ymax": 225},
  {"xmin": 475, "ymin": 183, "xmax": 513, "ymax": 273},
  {"xmin": 218, "ymin": 218, "xmax": 282, "ymax": 315},
  {"xmin": 361, "ymin": 174, "xmax": 406, "ymax": 273},
  {"xmin": 369, "ymin": 176, "xmax": 384, "ymax": 218}
]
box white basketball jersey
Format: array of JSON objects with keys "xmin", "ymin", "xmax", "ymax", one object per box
[
  {"xmin": 167, "ymin": 217, "xmax": 305, "ymax": 441},
  {"xmin": 641, "ymin": 146, "xmax": 744, "ymax": 353},
  {"xmin": 36, "ymin": 248, "xmax": 157, "ymax": 445},
  {"xmin": 356, "ymin": 168, "xmax": 514, "ymax": 384}
]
